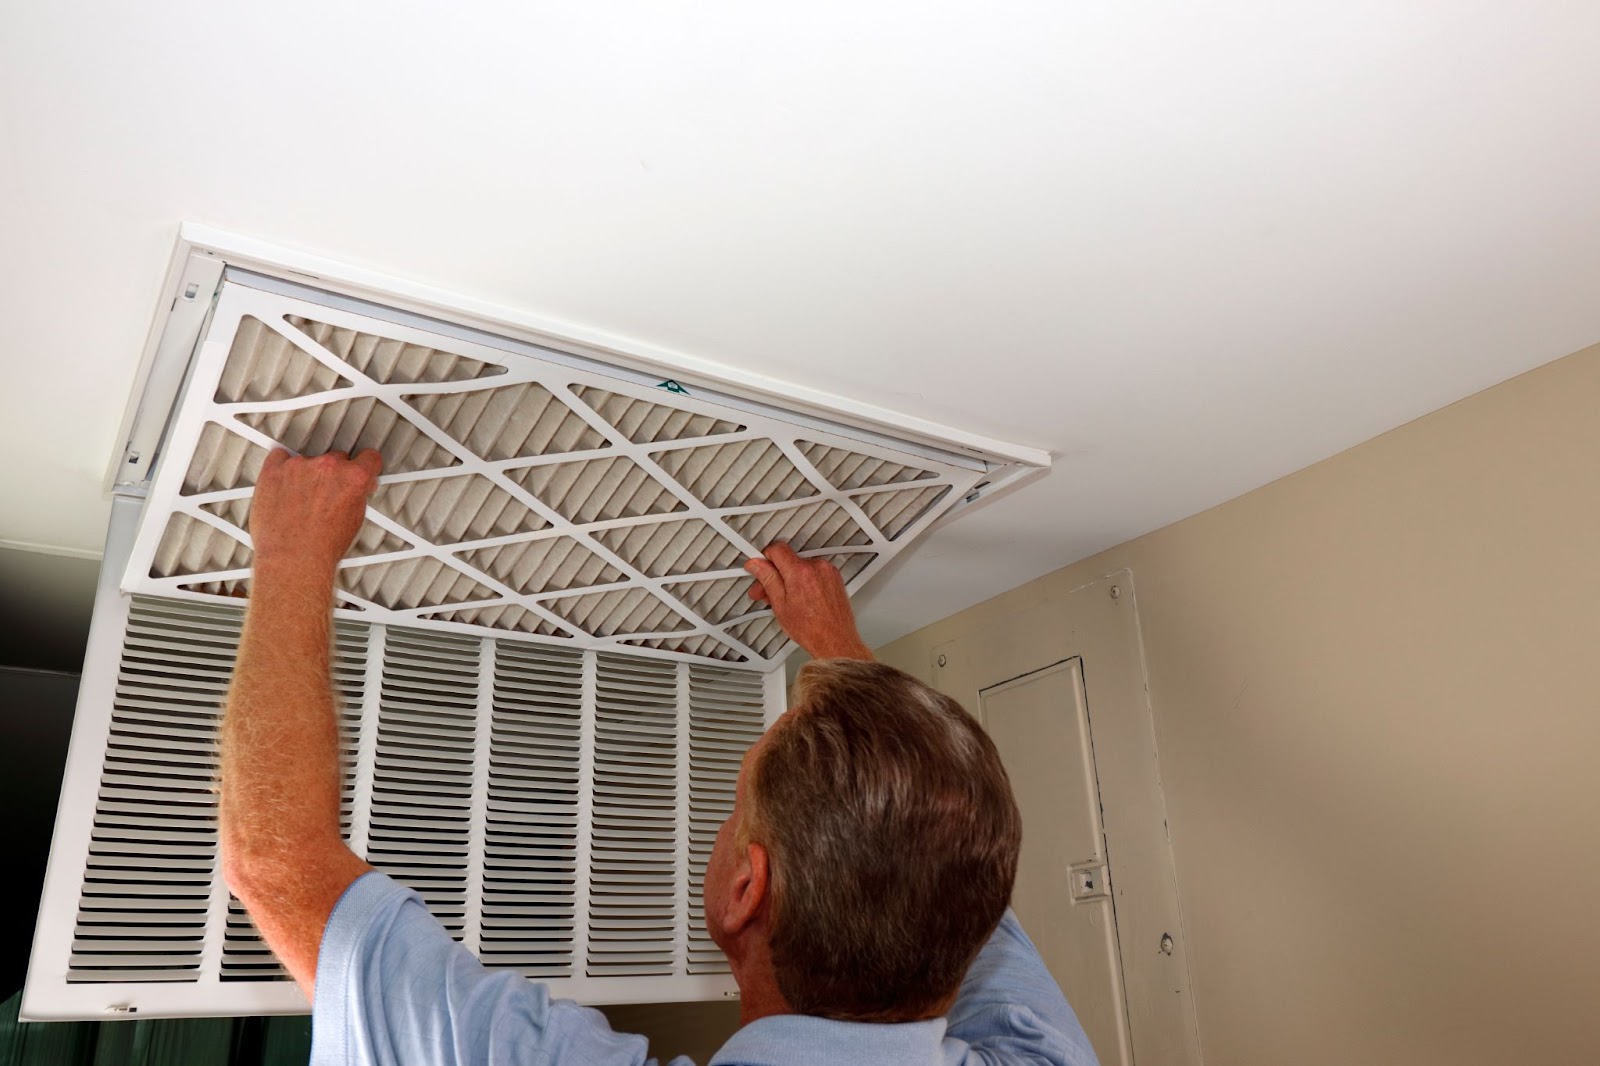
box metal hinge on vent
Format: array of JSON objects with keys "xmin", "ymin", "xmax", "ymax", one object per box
[{"xmin": 111, "ymin": 252, "xmax": 227, "ymax": 493}]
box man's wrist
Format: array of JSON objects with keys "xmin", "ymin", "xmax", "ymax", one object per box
[{"xmin": 250, "ymin": 553, "xmax": 341, "ymax": 599}]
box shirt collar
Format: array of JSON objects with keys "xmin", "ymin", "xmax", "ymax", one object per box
[{"xmin": 709, "ymin": 1013, "xmax": 950, "ymax": 1066}]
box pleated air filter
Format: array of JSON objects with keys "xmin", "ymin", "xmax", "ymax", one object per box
[
  {"xmin": 123, "ymin": 280, "xmax": 999, "ymax": 670},
  {"xmin": 25, "ymin": 237, "xmax": 1045, "ymax": 1022}
]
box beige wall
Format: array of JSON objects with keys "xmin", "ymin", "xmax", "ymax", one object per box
[{"xmin": 879, "ymin": 343, "xmax": 1600, "ymax": 1065}]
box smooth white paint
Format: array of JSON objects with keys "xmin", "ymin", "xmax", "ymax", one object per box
[{"xmin": 5, "ymin": 2, "xmax": 1600, "ymax": 645}]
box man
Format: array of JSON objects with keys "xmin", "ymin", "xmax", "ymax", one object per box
[{"xmin": 220, "ymin": 448, "xmax": 1097, "ymax": 1065}]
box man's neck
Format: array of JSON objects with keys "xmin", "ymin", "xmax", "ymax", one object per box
[{"xmin": 728, "ymin": 939, "xmax": 794, "ymax": 1026}]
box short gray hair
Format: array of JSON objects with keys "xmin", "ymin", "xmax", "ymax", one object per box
[{"xmin": 745, "ymin": 658, "xmax": 1021, "ymax": 1021}]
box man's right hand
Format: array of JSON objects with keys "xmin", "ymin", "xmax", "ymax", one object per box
[{"xmin": 743, "ymin": 542, "xmax": 874, "ymax": 661}]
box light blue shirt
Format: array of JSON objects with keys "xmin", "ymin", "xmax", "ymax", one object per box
[{"xmin": 312, "ymin": 871, "xmax": 1099, "ymax": 1065}]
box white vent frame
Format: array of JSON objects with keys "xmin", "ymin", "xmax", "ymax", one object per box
[
  {"xmin": 24, "ymin": 497, "xmax": 785, "ymax": 1020},
  {"xmin": 25, "ymin": 227, "xmax": 1049, "ymax": 1021},
  {"xmin": 112, "ymin": 225, "xmax": 1047, "ymax": 508}
]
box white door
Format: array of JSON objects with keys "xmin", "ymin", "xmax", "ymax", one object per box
[{"xmin": 981, "ymin": 659, "xmax": 1132, "ymax": 1066}]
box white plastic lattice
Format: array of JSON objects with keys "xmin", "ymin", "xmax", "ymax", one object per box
[{"xmin": 124, "ymin": 280, "xmax": 988, "ymax": 668}]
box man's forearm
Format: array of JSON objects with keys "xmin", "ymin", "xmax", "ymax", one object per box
[
  {"xmin": 221, "ymin": 561, "xmax": 346, "ymax": 864},
  {"xmin": 219, "ymin": 559, "xmax": 370, "ymax": 990}
]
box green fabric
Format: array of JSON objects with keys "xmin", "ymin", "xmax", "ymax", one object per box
[{"xmin": 0, "ymin": 989, "xmax": 312, "ymax": 1065}]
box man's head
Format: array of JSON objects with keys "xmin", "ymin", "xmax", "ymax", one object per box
[{"xmin": 703, "ymin": 657, "xmax": 1021, "ymax": 1022}]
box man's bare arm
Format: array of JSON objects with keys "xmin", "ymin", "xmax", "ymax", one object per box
[
  {"xmin": 218, "ymin": 449, "xmax": 381, "ymax": 997},
  {"xmin": 743, "ymin": 542, "xmax": 874, "ymax": 660}
]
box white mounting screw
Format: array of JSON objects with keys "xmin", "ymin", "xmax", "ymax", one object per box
[
  {"xmin": 1109, "ymin": 585, "xmax": 1121, "ymax": 600},
  {"xmin": 937, "ymin": 653, "xmax": 948, "ymax": 667}
]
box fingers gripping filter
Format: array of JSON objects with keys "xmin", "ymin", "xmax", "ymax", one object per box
[{"xmin": 124, "ymin": 279, "xmax": 997, "ymax": 669}]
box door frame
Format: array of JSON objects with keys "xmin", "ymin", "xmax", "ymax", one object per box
[{"xmin": 929, "ymin": 571, "xmax": 1202, "ymax": 1066}]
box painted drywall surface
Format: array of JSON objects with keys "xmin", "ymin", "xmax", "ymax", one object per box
[
  {"xmin": 8, "ymin": 6, "xmax": 1600, "ymax": 651},
  {"xmin": 878, "ymin": 343, "xmax": 1600, "ymax": 1064}
]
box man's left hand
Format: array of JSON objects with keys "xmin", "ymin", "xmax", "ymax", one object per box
[{"xmin": 249, "ymin": 448, "xmax": 383, "ymax": 576}]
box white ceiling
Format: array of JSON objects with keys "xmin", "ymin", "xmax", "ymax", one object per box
[{"xmin": 4, "ymin": 2, "xmax": 1599, "ymax": 648}]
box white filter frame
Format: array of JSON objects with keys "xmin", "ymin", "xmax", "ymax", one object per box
[{"xmin": 121, "ymin": 275, "xmax": 1004, "ymax": 669}]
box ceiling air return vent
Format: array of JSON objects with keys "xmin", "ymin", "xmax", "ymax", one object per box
[
  {"xmin": 28, "ymin": 563, "xmax": 782, "ymax": 1019},
  {"xmin": 24, "ymin": 228, "xmax": 1047, "ymax": 1021}
]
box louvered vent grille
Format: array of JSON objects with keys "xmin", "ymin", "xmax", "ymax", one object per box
[
  {"xmin": 67, "ymin": 599, "xmax": 237, "ymax": 985},
  {"xmin": 128, "ymin": 279, "xmax": 987, "ymax": 670},
  {"xmin": 370, "ymin": 629, "xmax": 479, "ymax": 940},
  {"xmin": 588, "ymin": 655, "xmax": 680, "ymax": 976},
  {"xmin": 46, "ymin": 594, "xmax": 773, "ymax": 1015},
  {"xmin": 32, "ymin": 249, "xmax": 1042, "ymax": 1021},
  {"xmin": 481, "ymin": 642, "xmax": 582, "ymax": 976}
]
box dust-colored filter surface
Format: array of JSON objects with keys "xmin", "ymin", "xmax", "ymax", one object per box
[{"xmin": 124, "ymin": 279, "xmax": 989, "ymax": 667}]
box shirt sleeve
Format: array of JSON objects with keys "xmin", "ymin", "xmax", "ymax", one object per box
[
  {"xmin": 946, "ymin": 910, "xmax": 1101, "ymax": 1066},
  {"xmin": 311, "ymin": 871, "xmax": 672, "ymax": 1066}
]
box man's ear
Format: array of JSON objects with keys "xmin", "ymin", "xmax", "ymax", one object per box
[{"xmin": 722, "ymin": 840, "xmax": 770, "ymax": 937}]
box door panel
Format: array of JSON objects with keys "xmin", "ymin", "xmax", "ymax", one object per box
[
  {"xmin": 918, "ymin": 573, "xmax": 1202, "ymax": 1066},
  {"xmin": 981, "ymin": 659, "xmax": 1133, "ymax": 1066}
]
